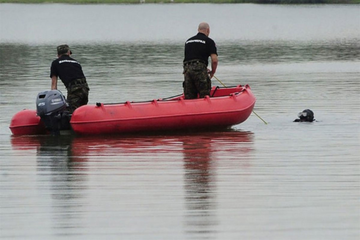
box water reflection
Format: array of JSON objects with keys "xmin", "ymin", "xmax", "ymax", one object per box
[
  {"xmin": 221, "ymin": 39, "xmax": 360, "ymax": 65},
  {"xmin": 2, "ymin": 41, "xmax": 359, "ymax": 111},
  {"xmin": 182, "ymin": 135, "xmax": 217, "ymax": 236},
  {"xmin": 2, "ymin": 41, "xmax": 359, "ymax": 83},
  {"xmin": 181, "ymin": 131, "xmax": 253, "ymax": 238},
  {"xmin": 11, "ymin": 135, "xmax": 88, "ymax": 231},
  {"xmin": 10, "ymin": 130, "xmax": 253, "ymax": 238}
]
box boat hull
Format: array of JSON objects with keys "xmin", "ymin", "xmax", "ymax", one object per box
[
  {"xmin": 70, "ymin": 85, "xmax": 255, "ymax": 135},
  {"xmin": 9, "ymin": 85, "xmax": 256, "ymax": 136},
  {"xmin": 9, "ymin": 109, "xmax": 47, "ymax": 135}
]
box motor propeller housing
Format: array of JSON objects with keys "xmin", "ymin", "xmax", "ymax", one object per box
[{"xmin": 36, "ymin": 90, "xmax": 70, "ymax": 135}]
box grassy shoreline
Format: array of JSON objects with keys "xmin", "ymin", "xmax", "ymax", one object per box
[{"xmin": 1, "ymin": 0, "xmax": 359, "ymax": 4}]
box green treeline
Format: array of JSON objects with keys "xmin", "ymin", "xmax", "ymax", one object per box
[{"xmin": 0, "ymin": 0, "xmax": 359, "ymax": 3}]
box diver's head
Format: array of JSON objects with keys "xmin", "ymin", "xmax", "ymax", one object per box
[{"xmin": 297, "ymin": 109, "xmax": 315, "ymax": 122}]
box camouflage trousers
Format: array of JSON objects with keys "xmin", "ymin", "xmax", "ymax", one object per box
[
  {"xmin": 183, "ymin": 61, "xmax": 211, "ymax": 99},
  {"xmin": 67, "ymin": 78, "xmax": 89, "ymax": 113}
]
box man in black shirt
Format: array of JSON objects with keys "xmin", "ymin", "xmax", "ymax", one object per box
[
  {"xmin": 183, "ymin": 22, "xmax": 218, "ymax": 99},
  {"xmin": 50, "ymin": 44, "xmax": 89, "ymax": 113}
]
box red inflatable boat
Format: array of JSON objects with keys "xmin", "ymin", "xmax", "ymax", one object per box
[{"xmin": 9, "ymin": 85, "xmax": 256, "ymax": 136}]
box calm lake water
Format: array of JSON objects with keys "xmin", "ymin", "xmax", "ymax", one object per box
[{"xmin": 0, "ymin": 3, "xmax": 359, "ymax": 240}]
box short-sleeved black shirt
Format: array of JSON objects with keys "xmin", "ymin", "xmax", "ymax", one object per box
[
  {"xmin": 50, "ymin": 55, "xmax": 85, "ymax": 88},
  {"xmin": 183, "ymin": 32, "xmax": 217, "ymax": 66}
]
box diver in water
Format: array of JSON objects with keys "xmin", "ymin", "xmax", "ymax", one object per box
[{"xmin": 294, "ymin": 109, "xmax": 315, "ymax": 122}]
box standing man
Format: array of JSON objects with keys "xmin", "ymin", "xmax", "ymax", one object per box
[
  {"xmin": 50, "ymin": 44, "xmax": 89, "ymax": 113},
  {"xmin": 183, "ymin": 22, "xmax": 218, "ymax": 99}
]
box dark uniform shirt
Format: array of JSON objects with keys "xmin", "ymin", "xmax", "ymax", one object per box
[
  {"xmin": 183, "ymin": 32, "xmax": 218, "ymax": 66},
  {"xmin": 50, "ymin": 55, "xmax": 85, "ymax": 88}
]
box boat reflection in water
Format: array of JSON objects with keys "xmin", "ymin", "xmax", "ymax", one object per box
[
  {"xmin": 10, "ymin": 134, "xmax": 88, "ymax": 231},
  {"xmin": 181, "ymin": 131, "xmax": 253, "ymax": 236},
  {"xmin": 10, "ymin": 130, "xmax": 254, "ymax": 236}
]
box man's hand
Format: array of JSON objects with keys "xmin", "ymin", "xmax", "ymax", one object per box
[{"xmin": 208, "ymin": 69, "xmax": 214, "ymax": 79}]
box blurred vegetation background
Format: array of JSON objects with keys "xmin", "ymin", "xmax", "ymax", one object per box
[{"xmin": 0, "ymin": 0, "xmax": 359, "ymax": 4}]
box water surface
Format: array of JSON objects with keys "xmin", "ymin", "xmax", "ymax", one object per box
[{"xmin": 0, "ymin": 3, "xmax": 359, "ymax": 240}]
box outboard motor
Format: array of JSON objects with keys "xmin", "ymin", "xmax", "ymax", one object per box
[{"xmin": 36, "ymin": 90, "xmax": 71, "ymax": 135}]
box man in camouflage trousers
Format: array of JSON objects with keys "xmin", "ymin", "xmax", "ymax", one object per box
[
  {"xmin": 50, "ymin": 44, "xmax": 89, "ymax": 113},
  {"xmin": 183, "ymin": 60, "xmax": 211, "ymax": 99},
  {"xmin": 183, "ymin": 22, "xmax": 218, "ymax": 99}
]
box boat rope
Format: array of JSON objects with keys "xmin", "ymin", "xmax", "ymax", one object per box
[
  {"xmin": 96, "ymin": 93, "xmax": 184, "ymax": 106},
  {"xmin": 213, "ymin": 75, "xmax": 227, "ymax": 87},
  {"xmin": 213, "ymin": 75, "xmax": 268, "ymax": 125}
]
